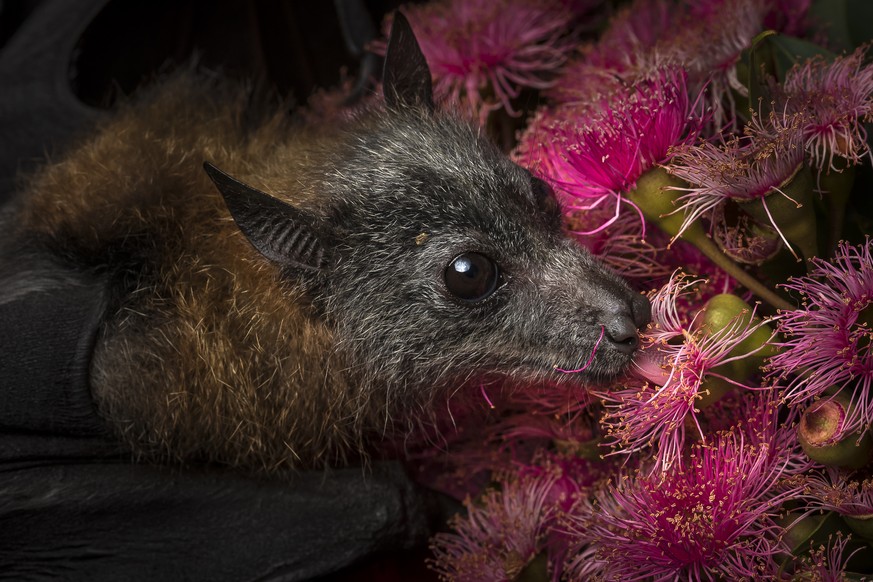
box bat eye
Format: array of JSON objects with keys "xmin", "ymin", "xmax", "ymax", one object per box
[{"xmin": 444, "ymin": 252, "xmax": 501, "ymax": 302}]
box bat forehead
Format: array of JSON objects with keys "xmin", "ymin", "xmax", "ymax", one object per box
[
  {"xmin": 321, "ymin": 109, "xmax": 565, "ymax": 270},
  {"xmin": 337, "ymin": 165, "xmax": 550, "ymax": 256}
]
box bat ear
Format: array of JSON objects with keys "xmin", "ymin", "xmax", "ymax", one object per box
[
  {"xmin": 383, "ymin": 11, "xmax": 434, "ymax": 113},
  {"xmin": 203, "ymin": 162, "xmax": 328, "ymax": 273}
]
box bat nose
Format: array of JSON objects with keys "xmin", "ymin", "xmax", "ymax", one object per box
[{"xmin": 604, "ymin": 293, "xmax": 651, "ymax": 355}]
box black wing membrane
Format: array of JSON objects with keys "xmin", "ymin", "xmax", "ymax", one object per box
[{"xmin": 0, "ymin": 256, "xmax": 431, "ymax": 581}]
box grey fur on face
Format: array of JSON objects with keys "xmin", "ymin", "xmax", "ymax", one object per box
[{"xmin": 289, "ymin": 105, "xmax": 650, "ymax": 414}]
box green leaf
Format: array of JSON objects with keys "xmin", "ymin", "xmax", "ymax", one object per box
[
  {"xmin": 767, "ymin": 35, "xmax": 836, "ymax": 80},
  {"xmin": 744, "ymin": 30, "xmax": 778, "ymax": 116}
]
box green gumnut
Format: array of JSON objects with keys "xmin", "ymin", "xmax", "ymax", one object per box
[
  {"xmin": 700, "ymin": 294, "xmax": 779, "ymax": 381},
  {"xmin": 626, "ymin": 167, "xmax": 699, "ymax": 240},
  {"xmin": 798, "ymin": 390, "xmax": 873, "ymax": 469},
  {"xmin": 778, "ymin": 511, "xmax": 844, "ymax": 555},
  {"xmin": 844, "ymin": 515, "xmax": 873, "ymax": 542},
  {"xmin": 697, "ymin": 375, "xmax": 733, "ymax": 408},
  {"xmin": 800, "ymin": 429, "xmax": 872, "ymax": 469}
]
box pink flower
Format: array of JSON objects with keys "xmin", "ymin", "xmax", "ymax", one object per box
[
  {"xmin": 769, "ymin": 239, "xmax": 873, "ymax": 435},
  {"xmin": 666, "ymin": 109, "xmax": 807, "ymax": 247},
  {"xmin": 797, "ymin": 467, "xmax": 873, "ymax": 518},
  {"xmin": 779, "ymin": 46, "xmax": 873, "ymax": 171},
  {"xmin": 545, "ymin": 0, "xmax": 676, "ymax": 104},
  {"xmin": 542, "ymin": 62, "xmax": 626, "ymax": 106},
  {"xmin": 795, "ymin": 532, "xmax": 861, "ymax": 581},
  {"xmin": 542, "ymin": 0, "xmax": 675, "ymax": 105},
  {"xmin": 584, "ymin": 0, "xmax": 675, "ymax": 72},
  {"xmin": 429, "ymin": 474, "xmax": 559, "ymax": 582},
  {"xmin": 389, "ymin": 0, "xmax": 578, "ymax": 122},
  {"xmin": 642, "ymin": 0, "xmax": 769, "ymax": 129},
  {"xmin": 518, "ymin": 452, "xmax": 611, "ymax": 513},
  {"xmin": 702, "ymin": 389, "xmax": 810, "ymax": 474},
  {"xmin": 564, "ymin": 429, "xmax": 802, "ymax": 580},
  {"xmin": 515, "ymin": 67, "xmax": 701, "ymax": 234},
  {"xmin": 599, "ymin": 272, "xmax": 777, "ymax": 470},
  {"xmin": 398, "ymin": 381, "xmax": 600, "ymax": 501}
]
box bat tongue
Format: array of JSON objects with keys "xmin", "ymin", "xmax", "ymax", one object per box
[{"xmin": 630, "ymin": 348, "xmax": 670, "ymax": 386}]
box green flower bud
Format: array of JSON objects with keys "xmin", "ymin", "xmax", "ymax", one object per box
[
  {"xmin": 798, "ymin": 391, "xmax": 872, "ymax": 469},
  {"xmin": 514, "ymin": 551, "xmax": 548, "ymax": 582},
  {"xmin": 843, "ymin": 515, "xmax": 873, "ymax": 542},
  {"xmin": 703, "ymin": 294, "xmax": 779, "ymax": 360},
  {"xmin": 626, "ymin": 166, "xmax": 695, "ymax": 240},
  {"xmin": 778, "ymin": 511, "xmax": 844, "ymax": 555},
  {"xmin": 696, "ymin": 294, "xmax": 779, "ymax": 390}
]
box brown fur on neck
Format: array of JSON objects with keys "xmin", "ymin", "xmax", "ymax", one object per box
[{"xmin": 17, "ymin": 76, "xmax": 369, "ymax": 471}]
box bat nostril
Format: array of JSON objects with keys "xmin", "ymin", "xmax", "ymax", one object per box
[{"xmin": 604, "ymin": 314, "xmax": 639, "ymax": 354}]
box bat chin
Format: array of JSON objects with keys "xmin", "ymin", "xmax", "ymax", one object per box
[
  {"xmin": 421, "ymin": 342, "xmax": 638, "ymax": 406},
  {"xmin": 467, "ymin": 350, "xmax": 632, "ymax": 391},
  {"xmin": 460, "ymin": 363, "xmax": 593, "ymax": 395}
]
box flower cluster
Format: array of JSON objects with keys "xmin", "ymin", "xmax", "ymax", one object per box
[
  {"xmin": 564, "ymin": 428, "xmax": 802, "ymax": 580},
  {"xmin": 375, "ymin": 0, "xmax": 582, "ymax": 123},
  {"xmin": 324, "ymin": 0, "xmax": 873, "ymax": 579},
  {"xmin": 769, "ymin": 239, "xmax": 873, "ymax": 435},
  {"xmin": 597, "ymin": 272, "xmax": 779, "ymax": 471}
]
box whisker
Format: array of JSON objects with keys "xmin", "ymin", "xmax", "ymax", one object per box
[{"xmin": 554, "ymin": 325, "xmax": 605, "ymax": 374}]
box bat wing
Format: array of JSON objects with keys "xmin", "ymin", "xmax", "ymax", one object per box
[{"xmin": 0, "ymin": 246, "xmax": 432, "ymax": 580}]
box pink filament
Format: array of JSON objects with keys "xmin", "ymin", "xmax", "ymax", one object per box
[
  {"xmin": 480, "ymin": 383, "xmax": 496, "ymax": 409},
  {"xmin": 554, "ymin": 326, "xmax": 606, "ymax": 374}
]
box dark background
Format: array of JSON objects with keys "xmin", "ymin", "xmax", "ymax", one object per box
[{"xmin": 0, "ymin": 0, "xmax": 404, "ymax": 202}]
